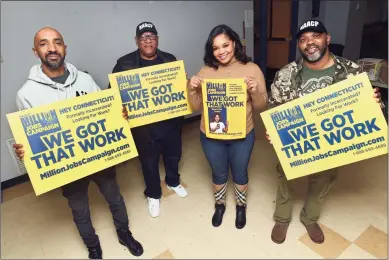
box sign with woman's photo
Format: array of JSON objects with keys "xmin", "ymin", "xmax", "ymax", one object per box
[{"xmin": 202, "ymin": 78, "xmax": 247, "ymax": 139}]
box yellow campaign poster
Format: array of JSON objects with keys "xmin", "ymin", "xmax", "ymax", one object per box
[
  {"xmin": 261, "ymin": 73, "xmax": 388, "ymax": 180},
  {"xmin": 108, "ymin": 60, "xmax": 193, "ymax": 128},
  {"xmin": 6, "ymin": 89, "xmax": 138, "ymax": 195},
  {"xmin": 202, "ymin": 78, "xmax": 247, "ymax": 140}
]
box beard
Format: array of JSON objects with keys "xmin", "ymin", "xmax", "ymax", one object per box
[
  {"xmin": 41, "ymin": 52, "xmax": 65, "ymax": 69},
  {"xmin": 140, "ymin": 44, "xmax": 157, "ymax": 58},
  {"xmin": 142, "ymin": 50, "xmax": 157, "ymax": 58},
  {"xmin": 299, "ymin": 44, "xmax": 327, "ymax": 63}
]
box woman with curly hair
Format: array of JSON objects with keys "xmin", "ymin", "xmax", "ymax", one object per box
[{"xmin": 187, "ymin": 24, "xmax": 267, "ymax": 229}]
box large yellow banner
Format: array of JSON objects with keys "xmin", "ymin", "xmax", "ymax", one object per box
[
  {"xmin": 6, "ymin": 89, "xmax": 138, "ymax": 195},
  {"xmin": 108, "ymin": 60, "xmax": 193, "ymax": 128},
  {"xmin": 261, "ymin": 73, "xmax": 388, "ymax": 180},
  {"xmin": 202, "ymin": 78, "xmax": 247, "ymax": 140}
]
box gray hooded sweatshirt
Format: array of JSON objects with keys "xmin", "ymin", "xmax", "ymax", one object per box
[{"xmin": 16, "ymin": 62, "xmax": 101, "ymax": 110}]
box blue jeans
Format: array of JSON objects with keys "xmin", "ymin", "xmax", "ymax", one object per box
[{"xmin": 200, "ymin": 130, "xmax": 255, "ymax": 185}]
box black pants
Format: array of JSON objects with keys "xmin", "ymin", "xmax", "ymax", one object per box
[
  {"xmin": 136, "ymin": 126, "xmax": 182, "ymax": 199},
  {"xmin": 61, "ymin": 167, "xmax": 129, "ymax": 248}
]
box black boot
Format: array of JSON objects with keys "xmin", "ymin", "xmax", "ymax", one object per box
[
  {"xmin": 235, "ymin": 205, "xmax": 246, "ymax": 229},
  {"xmin": 88, "ymin": 243, "xmax": 103, "ymax": 259},
  {"xmin": 117, "ymin": 229, "xmax": 144, "ymax": 257},
  {"xmin": 212, "ymin": 203, "xmax": 226, "ymax": 227}
]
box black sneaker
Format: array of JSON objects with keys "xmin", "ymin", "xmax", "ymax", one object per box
[
  {"xmin": 117, "ymin": 229, "xmax": 144, "ymax": 257},
  {"xmin": 87, "ymin": 243, "xmax": 102, "ymax": 259}
]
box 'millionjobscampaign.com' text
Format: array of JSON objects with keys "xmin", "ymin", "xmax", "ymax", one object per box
[
  {"xmin": 128, "ymin": 103, "xmax": 188, "ymax": 119},
  {"xmin": 290, "ymin": 136, "xmax": 386, "ymax": 167},
  {"xmin": 39, "ymin": 144, "xmax": 131, "ymax": 180}
]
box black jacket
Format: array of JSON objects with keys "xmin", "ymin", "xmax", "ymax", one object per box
[{"xmin": 109, "ymin": 49, "xmax": 183, "ymax": 144}]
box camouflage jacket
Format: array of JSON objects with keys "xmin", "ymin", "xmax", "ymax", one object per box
[{"xmin": 268, "ymin": 53, "xmax": 362, "ymax": 108}]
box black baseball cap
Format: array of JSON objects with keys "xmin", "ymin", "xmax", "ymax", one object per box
[
  {"xmin": 136, "ymin": 22, "xmax": 158, "ymax": 37},
  {"xmin": 296, "ymin": 20, "xmax": 327, "ymax": 39}
]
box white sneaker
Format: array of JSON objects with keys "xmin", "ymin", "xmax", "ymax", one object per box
[
  {"xmin": 167, "ymin": 184, "xmax": 188, "ymax": 198},
  {"xmin": 147, "ymin": 197, "xmax": 160, "ymax": 218}
]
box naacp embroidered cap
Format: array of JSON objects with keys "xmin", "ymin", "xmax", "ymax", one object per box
[
  {"xmin": 136, "ymin": 22, "xmax": 158, "ymax": 37},
  {"xmin": 296, "ymin": 20, "xmax": 327, "ymax": 39}
]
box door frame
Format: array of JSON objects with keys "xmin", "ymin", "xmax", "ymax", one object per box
[{"xmin": 254, "ymin": 0, "xmax": 300, "ymax": 78}]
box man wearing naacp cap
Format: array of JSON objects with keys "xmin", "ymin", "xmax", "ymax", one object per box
[
  {"xmin": 266, "ymin": 20, "xmax": 384, "ymax": 244},
  {"xmin": 109, "ymin": 22, "xmax": 188, "ymax": 218}
]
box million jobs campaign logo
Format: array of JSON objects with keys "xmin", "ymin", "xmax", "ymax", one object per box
[
  {"xmin": 116, "ymin": 73, "xmax": 142, "ymax": 103},
  {"xmin": 271, "ymin": 105, "xmax": 307, "ymax": 146},
  {"xmin": 20, "ymin": 110, "xmax": 62, "ymax": 154}
]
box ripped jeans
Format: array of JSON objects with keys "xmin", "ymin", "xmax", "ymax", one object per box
[{"xmin": 273, "ymin": 163, "xmax": 337, "ymax": 225}]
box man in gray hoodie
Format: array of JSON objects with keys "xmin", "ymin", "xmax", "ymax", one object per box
[{"xmin": 13, "ymin": 27, "xmax": 143, "ymax": 259}]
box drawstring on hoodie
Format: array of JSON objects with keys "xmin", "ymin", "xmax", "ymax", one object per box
[
  {"xmin": 69, "ymin": 83, "xmax": 73, "ymax": 98},
  {"xmin": 57, "ymin": 87, "xmax": 61, "ymax": 100},
  {"xmin": 56, "ymin": 81, "xmax": 73, "ymax": 100}
]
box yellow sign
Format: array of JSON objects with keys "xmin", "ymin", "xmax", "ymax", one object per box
[
  {"xmin": 261, "ymin": 73, "xmax": 388, "ymax": 180},
  {"xmin": 108, "ymin": 60, "xmax": 193, "ymax": 128},
  {"xmin": 6, "ymin": 89, "xmax": 138, "ymax": 195},
  {"xmin": 202, "ymin": 78, "xmax": 247, "ymax": 139}
]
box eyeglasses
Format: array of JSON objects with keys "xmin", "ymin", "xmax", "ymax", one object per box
[{"xmin": 138, "ymin": 34, "xmax": 157, "ymax": 41}]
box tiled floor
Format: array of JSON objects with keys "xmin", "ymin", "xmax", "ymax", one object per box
[{"xmin": 1, "ymin": 115, "xmax": 388, "ymax": 259}]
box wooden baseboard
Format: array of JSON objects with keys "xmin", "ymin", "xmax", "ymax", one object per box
[{"xmin": 1, "ymin": 174, "xmax": 30, "ymax": 190}]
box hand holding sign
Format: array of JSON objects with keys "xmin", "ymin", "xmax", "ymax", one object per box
[
  {"xmin": 224, "ymin": 121, "xmax": 229, "ymax": 133},
  {"xmin": 189, "ymin": 76, "xmax": 203, "ymax": 90},
  {"xmin": 13, "ymin": 143, "xmax": 25, "ymax": 160},
  {"xmin": 265, "ymin": 130, "xmax": 272, "ymax": 144},
  {"xmin": 373, "ymin": 87, "xmax": 382, "ymax": 104},
  {"xmin": 122, "ymin": 105, "xmax": 129, "ymax": 120},
  {"xmin": 245, "ymin": 76, "xmax": 258, "ymax": 94}
]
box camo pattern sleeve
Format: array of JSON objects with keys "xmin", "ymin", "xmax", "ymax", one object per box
[
  {"xmin": 268, "ymin": 62, "xmax": 299, "ymax": 109},
  {"xmin": 335, "ymin": 56, "xmax": 385, "ymax": 109},
  {"xmin": 334, "ymin": 56, "xmax": 363, "ymax": 78}
]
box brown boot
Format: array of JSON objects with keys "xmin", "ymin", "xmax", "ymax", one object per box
[
  {"xmin": 271, "ymin": 222, "xmax": 289, "ymax": 244},
  {"xmin": 302, "ymin": 222, "xmax": 324, "ymax": 244}
]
